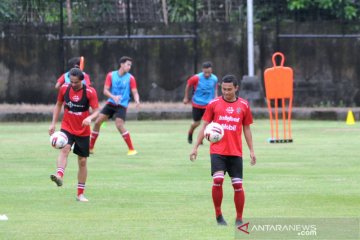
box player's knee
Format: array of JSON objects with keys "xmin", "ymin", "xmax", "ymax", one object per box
[
  {"xmin": 61, "ymin": 144, "xmax": 71, "ymax": 153},
  {"xmin": 78, "ymin": 158, "xmax": 87, "ymax": 167},
  {"xmin": 193, "ymin": 121, "xmax": 201, "ymax": 127},
  {"xmin": 213, "ymin": 172, "xmax": 224, "ymax": 187},
  {"xmin": 94, "ymin": 118, "xmax": 102, "ymax": 128},
  {"xmin": 231, "ymin": 178, "xmax": 243, "ymax": 191}
]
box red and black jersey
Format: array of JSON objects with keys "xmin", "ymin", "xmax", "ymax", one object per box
[
  {"xmin": 202, "ymin": 96, "xmax": 253, "ymax": 157},
  {"xmin": 58, "ymin": 84, "xmax": 99, "ymax": 137}
]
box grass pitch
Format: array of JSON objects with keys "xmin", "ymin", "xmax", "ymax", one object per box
[{"xmin": 0, "ymin": 120, "xmax": 359, "ymax": 239}]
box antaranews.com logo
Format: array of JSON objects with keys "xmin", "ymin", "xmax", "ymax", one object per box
[{"xmin": 235, "ymin": 218, "xmax": 359, "ymax": 239}]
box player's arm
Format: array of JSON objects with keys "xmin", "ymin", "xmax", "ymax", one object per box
[
  {"xmin": 183, "ymin": 83, "xmax": 191, "ymax": 104},
  {"xmin": 55, "ymin": 75, "xmax": 65, "ymax": 90},
  {"xmin": 190, "ymin": 121, "xmax": 209, "ymax": 161},
  {"xmin": 130, "ymin": 76, "xmax": 140, "ymax": 107},
  {"xmin": 131, "ymin": 88, "xmax": 140, "ymax": 108},
  {"xmin": 183, "ymin": 75, "xmax": 197, "ymax": 104},
  {"xmin": 243, "ymin": 125, "xmax": 256, "ymax": 166},
  {"xmin": 49, "ymin": 100, "xmax": 63, "ymax": 135},
  {"xmin": 82, "ymin": 89, "xmax": 100, "ymax": 126},
  {"xmin": 214, "ymin": 83, "xmax": 218, "ymax": 98},
  {"xmin": 82, "ymin": 107, "xmax": 100, "ymax": 127}
]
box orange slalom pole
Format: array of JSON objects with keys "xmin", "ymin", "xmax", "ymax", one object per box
[
  {"xmin": 267, "ymin": 99, "xmax": 274, "ymax": 140},
  {"xmin": 282, "ymin": 98, "xmax": 286, "ymax": 140},
  {"xmin": 79, "ymin": 56, "xmax": 85, "ymax": 71},
  {"xmin": 275, "ymin": 98, "xmax": 279, "ymax": 140},
  {"xmin": 288, "ymin": 97, "xmax": 293, "ymax": 139}
]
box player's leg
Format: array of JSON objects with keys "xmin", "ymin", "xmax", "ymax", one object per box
[
  {"xmin": 211, "ymin": 154, "xmax": 227, "ymax": 226},
  {"xmin": 76, "ymin": 156, "xmax": 88, "ymax": 202},
  {"xmin": 50, "ymin": 130, "xmax": 73, "ymax": 187},
  {"xmin": 188, "ymin": 107, "xmax": 205, "ymax": 144},
  {"xmin": 228, "ymin": 156, "xmax": 244, "ymax": 226},
  {"xmin": 90, "ymin": 105, "xmax": 112, "ymax": 153},
  {"xmin": 114, "ymin": 107, "xmax": 137, "ymax": 155},
  {"xmin": 73, "ymin": 135, "xmax": 89, "ymax": 202}
]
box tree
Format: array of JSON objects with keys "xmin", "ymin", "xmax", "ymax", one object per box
[{"xmin": 288, "ymin": 0, "xmax": 359, "ymax": 20}]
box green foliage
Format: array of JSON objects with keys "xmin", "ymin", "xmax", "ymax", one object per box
[
  {"xmin": 167, "ymin": 0, "xmax": 203, "ymax": 23},
  {"xmin": 0, "ymin": 0, "xmax": 17, "ymax": 21},
  {"xmin": 1, "ymin": 0, "xmax": 360, "ymax": 24},
  {"xmin": 287, "ymin": 0, "xmax": 359, "ymax": 20},
  {"xmin": 0, "ymin": 0, "xmax": 59, "ymax": 23}
]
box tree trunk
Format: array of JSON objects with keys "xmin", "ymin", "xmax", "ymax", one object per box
[
  {"xmin": 161, "ymin": 0, "xmax": 168, "ymax": 25},
  {"xmin": 66, "ymin": 0, "xmax": 72, "ymax": 27}
]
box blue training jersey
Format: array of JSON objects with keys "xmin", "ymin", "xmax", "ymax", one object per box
[
  {"xmin": 107, "ymin": 71, "xmax": 133, "ymax": 108},
  {"xmin": 192, "ymin": 72, "xmax": 218, "ymax": 106}
]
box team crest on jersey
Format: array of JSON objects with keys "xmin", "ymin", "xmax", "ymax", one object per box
[
  {"xmin": 226, "ymin": 107, "xmax": 234, "ymax": 114},
  {"xmin": 72, "ymin": 95, "xmax": 80, "ymax": 102},
  {"xmin": 236, "ymin": 107, "xmax": 241, "ymax": 114}
]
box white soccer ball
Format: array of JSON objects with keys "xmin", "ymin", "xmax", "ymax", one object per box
[
  {"xmin": 50, "ymin": 131, "xmax": 68, "ymax": 149},
  {"xmin": 204, "ymin": 122, "xmax": 224, "ymax": 143}
]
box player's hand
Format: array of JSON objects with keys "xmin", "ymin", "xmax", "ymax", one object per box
[
  {"xmin": 189, "ymin": 149, "xmax": 198, "ymax": 162},
  {"xmin": 82, "ymin": 117, "xmax": 92, "ymax": 126},
  {"xmin": 183, "ymin": 98, "xmax": 189, "ymax": 104},
  {"xmin": 135, "ymin": 100, "xmax": 140, "ymax": 109},
  {"xmin": 48, "ymin": 125, "xmax": 55, "ymax": 136},
  {"xmin": 113, "ymin": 95, "xmax": 121, "ymax": 104},
  {"xmin": 250, "ymin": 152, "xmax": 256, "ymax": 166}
]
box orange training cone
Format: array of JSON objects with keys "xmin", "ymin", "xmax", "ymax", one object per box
[{"xmin": 346, "ymin": 110, "xmax": 355, "ymax": 125}]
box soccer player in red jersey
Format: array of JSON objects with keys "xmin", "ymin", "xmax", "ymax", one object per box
[
  {"xmin": 49, "ymin": 68, "xmax": 99, "ymax": 202},
  {"xmin": 190, "ymin": 74, "xmax": 256, "ymax": 226},
  {"xmin": 183, "ymin": 62, "xmax": 218, "ymax": 144},
  {"xmin": 55, "ymin": 57, "xmax": 91, "ymax": 90},
  {"xmin": 89, "ymin": 56, "xmax": 140, "ymax": 156}
]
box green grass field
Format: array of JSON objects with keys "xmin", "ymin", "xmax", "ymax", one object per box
[{"xmin": 0, "ymin": 120, "xmax": 359, "ymax": 239}]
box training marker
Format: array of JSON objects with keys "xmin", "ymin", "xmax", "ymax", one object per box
[{"xmin": 346, "ymin": 110, "xmax": 355, "ymax": 125}]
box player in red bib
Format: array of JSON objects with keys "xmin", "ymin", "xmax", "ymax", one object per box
[
  {"xmin": 49, "ymin": 68, "xmax": 99, "ymax": 202},
  {"xmin": 190, "ymin": 74, "xmax": 256, "ymax": 226}
]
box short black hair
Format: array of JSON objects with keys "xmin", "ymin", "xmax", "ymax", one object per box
[
  {"xmin": 118, "ymin": 56, "xmax": 133, "ymax": 65},
  {"xmin": 221, "ymin": 74, "xmax": 238, "ymax": 87},
  {"xmin": 68, "ymin": 57, "xmax": 81, "ymax": 69},
  {"xmin": 69, "ymin": 68, "xmax": 84, "ymax": 81},
  {"xmin": 202, "ymin": 61, "xmax": 212, "ymax": 69}
]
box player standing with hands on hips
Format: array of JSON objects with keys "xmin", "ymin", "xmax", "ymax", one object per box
[
  {"xmin": 189, "ymin": 74, "xmax": 256, "ymax": 226},
  {"xmin": 183, "ymin": 61, "xmax": 218, "ymax": 144},
  {"xmin": 49, "ymin": 68, "xmax": 99, "ymax": 202},
  {"xmin": 90, "ymin": 56, "xmax": 140, "ymax": 155}
]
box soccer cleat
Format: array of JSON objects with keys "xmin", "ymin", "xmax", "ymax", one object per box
[
  {"xmin": 235, "ymin": 219, "xmax": 243, "ymax": 227},
  {"xmin": 216, "ymin": 215, "xmax": 228, "ymax": 226},
  {"xmin": 187, "ymin": 133, "xmax": 193, "ymax": 144},
  {"xmin": 76, "ymin": 194, "xmax": 89, "ymax": 202},
  {"xmin": 89, "ymin": 148, "xmax": 94, "ymax": 154},
  {"xmin": 127, "ymin": 150, "xmax": 138, "ymax": 156},
  {"xmin": 50, "ymin": 174, "xmax": 63, "ymax": 187}
]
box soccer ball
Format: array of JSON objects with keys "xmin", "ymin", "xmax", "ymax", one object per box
[
  {"xmin": 204, "ymin": 122, "xmax": 224, "ymax": 143},
  {"xmin": 50, "ymin": 131, "xmax": 68, "ymax": 149}
]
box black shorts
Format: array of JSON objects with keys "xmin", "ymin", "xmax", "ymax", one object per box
[
  {"xmin": 210, "ymin": 154, "xmax": 243, "ymax": 178},
  {"xmin": 192, "ymin": 107, "xmax": 206, "ymax": 122},
  {"xmin": 101, "ymin": 104, "xmax": 127, "ymax": 120},
  {"xmin": 61, "ymin": 129, "xmax": 90, "ymax": 157}
]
